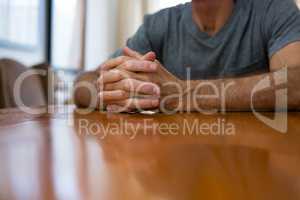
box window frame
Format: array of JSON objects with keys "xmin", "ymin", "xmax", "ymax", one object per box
[{"xmin": 0, "ymin": 0, "xmax": 49, "ymax": 54}]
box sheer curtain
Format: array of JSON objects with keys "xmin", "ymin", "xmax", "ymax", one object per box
[
  {"xmin": 84, "ymin": 0, "xmax": 189, "ymax": 70},
  {"xmin": 53, "ymin": 0, "xmax": 189, "ymax": 70},
  {"xmin": 115, "ymin": 0, "xmax": 190, "ymax": 48},
  {"xmin": 115, "ymin": 0, "xmax": 147, "ymax": 48},
  {"xmin": 52, "ymin": 0, "xmax": 87, "ymax": 70}
]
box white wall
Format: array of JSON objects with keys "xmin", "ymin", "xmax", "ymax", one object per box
[{"xmin": 84, "ymin": 0, "xmax": 119, "ymax": 70}]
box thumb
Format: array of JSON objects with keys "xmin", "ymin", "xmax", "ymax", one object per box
[
  {"xmin": 123, "ymin": 46, "xmax": 156, "ymax": 61},
  {"xmin": 123, "ymin": 47, "xmax": 142, "ymax": 59},
  {"xmin": 142, "ymin": 51, "xmax": 156, "ymax": 61}
]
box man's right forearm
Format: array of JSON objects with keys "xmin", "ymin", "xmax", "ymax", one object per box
[{"xmin": 74, "ymin": 70, "xmax": 99, "ymax": 108}]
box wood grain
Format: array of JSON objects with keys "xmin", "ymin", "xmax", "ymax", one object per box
[{"xmin": 0, "ymin": 106, "xmax": 299, "ymax": 200}]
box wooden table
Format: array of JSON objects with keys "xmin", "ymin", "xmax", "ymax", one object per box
[{"xmin": 0, "ymin": 106, "xmax": 300, "ymax": 200}]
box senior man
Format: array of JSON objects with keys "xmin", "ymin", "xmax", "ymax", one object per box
[{"xmin": 74, "ymin": 0, "xmax": 300, "ymax": 113}]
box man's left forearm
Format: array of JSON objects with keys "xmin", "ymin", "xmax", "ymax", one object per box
[{"xmin": 181, "ymin": 67, "xmax": 300, "ymax": 112}]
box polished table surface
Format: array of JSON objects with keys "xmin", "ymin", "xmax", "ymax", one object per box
[{"xmin": 0, "ymin": 106, "xmax": 300, "ymax": 200}]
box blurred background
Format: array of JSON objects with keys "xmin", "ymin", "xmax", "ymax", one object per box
[
  {"xmin": 0, "ymin": 0, "xmax": 299, "ymax": 108},
  {"xmin": 0, "ymin": 0, "xmax": 189, "ymax": 108},
  {"xmin": 0, "ymin": 0, "xmax": 190, "ymax": 70}
]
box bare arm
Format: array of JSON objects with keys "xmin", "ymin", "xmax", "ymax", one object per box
[
  {"xmin": 97, "ymin": 45, "xmax": 300, "ymax": 113},
  {"xmin": 179, "ymin": 42, "xmax": 300, "ymax": 112}
]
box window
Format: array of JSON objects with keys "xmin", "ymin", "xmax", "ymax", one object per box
[
  {"xmin": 0, "ymin": 0, "xmax": 47, "ymax": 65},
  {"xmin": 0, "ymin": 0, "xmax": 40, "ymax": 49},
  {"xmin": 149, "ymin": 0, "xmax": 190, "ymax": 13},
  {"xmin": 156, "ymin": 0, "xmax": 190, "ymax": 9}
]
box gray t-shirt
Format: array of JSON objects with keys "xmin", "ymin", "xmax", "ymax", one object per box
[{"xmin": 112, "ymin": 0, "xmax": 300, "ymax": 80}]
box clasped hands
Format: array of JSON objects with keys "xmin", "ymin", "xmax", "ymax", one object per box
[{"xmin": 97, "ymin": 47, "xmax": 185, "ymax": 113}]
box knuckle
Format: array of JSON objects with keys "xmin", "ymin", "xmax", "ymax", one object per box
[
  {"xmin": 123, "ymin": 60, "xmax": 132, "ymax": 68},
  {"xmin": 116, "ymin": 71, "xmax": 125, "ymax": 80},
  {"xmin": 111, "ymin": 70, "xmax": 122, "ymax": 79},
  {"xmin": 101, "ymin": 70, "xmax": 109, "ymax": 77},
  {"xmin": 149, "ymin": 62, "xmax": 158, "ymax": 70},
  {"xmin": 119, "ymin": 56, "xmax": 127, "ymax": 62}
]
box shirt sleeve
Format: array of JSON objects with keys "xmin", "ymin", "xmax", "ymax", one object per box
[
  {"xmin": 108, "ymin": 23, "xmax": 152, "ymax": 58},
  {"xmin": 127, "ymin": 22, "xmax": 154, "ymax": 55},
  {"xmin": 110, "ymin": 9, "xmax": 169, "ymax": 59},
  {"xmin": 264, "ymin": 0, "xmax": 300, "ymax": 57}
]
